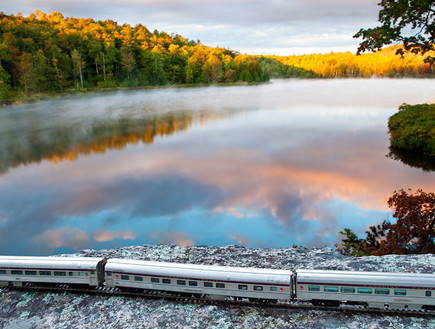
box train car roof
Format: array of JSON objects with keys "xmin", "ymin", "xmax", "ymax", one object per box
[
  {"xmin": 105, "ymin": 259, "xmax": 291, "ymax": 284},
  {"xmin": 296, "ymin": 269, "xmax": 435, "ymax": 288},
  {"xmin": 0, "ymin": 256, "xmax": 104, "ymax": 270}
]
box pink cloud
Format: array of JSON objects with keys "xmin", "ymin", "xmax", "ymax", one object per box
[
  {"xmin": 36, "ymin": 228, "xmax": 89, "ymax": 249},
  {"xmin": 94, "ymin": 230, "xmax": 135, "ymax": 242}
]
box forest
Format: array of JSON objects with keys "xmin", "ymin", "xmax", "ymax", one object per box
[
  {"xmin": 269, "ymin": 46, "xmax": 435, "ymax": 78},
  {"xmin": 0, "ymin": 11, "xmax": 434, "ymax": 103},
  {"xmin": 0, "ymin": 11, "xmax": 270, "ymax": 102}
]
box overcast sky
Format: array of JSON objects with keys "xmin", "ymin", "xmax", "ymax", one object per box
[{"xmin": 3, "ymin": 0, "xmax": 381, "ymax": 55}]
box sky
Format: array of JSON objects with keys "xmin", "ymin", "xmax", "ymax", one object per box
[{"xmin": 2, "ymin": 0, "xmax": 381, "ymax": 55}]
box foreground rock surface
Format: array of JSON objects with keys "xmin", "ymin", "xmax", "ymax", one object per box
[{"xmin": 0, "ymin": 245, "xmax": 434, "ymax": 328}]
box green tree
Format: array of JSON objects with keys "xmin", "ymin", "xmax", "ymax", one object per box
[
  {"xmin": 71, "ymin": 49, "xmax": 85, "ymax": 89},
  {"xmin": 139, "ymin": 51, "xmax": 167, "ymax": 85},
  {"xmin": 355, "ymin": 0, "xmax": 435, "ymax": 64},
  {"xmin": 185, "ymin": 56, "xmax": 201, "ymax": 84},
  {"xmin": 18, "ymin": 52, "xmax": 34, "ymax": 94},
  {"xmin": 120, "ymin": 50, "xmax": 136, "ymax": 81},
  {"xmin": 0, "ymin": 64, "xmax": 11, "ymax": 100}
]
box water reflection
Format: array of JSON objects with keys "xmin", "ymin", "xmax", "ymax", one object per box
[
  {"xmin": 0, "ymin": 80, "xmax": 434, "ymax": 255},
  {"xmin": 0, "ymin": 107, "xmax": 237, "ymax": 173},
  {"xmin": 387, "ymin": 147, "xmax": 435, "ymax": 172}
]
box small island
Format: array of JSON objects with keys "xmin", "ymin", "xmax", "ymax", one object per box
[{"xmin": 388, "ymin": 103, "xmax": 435, "ymax": 171}]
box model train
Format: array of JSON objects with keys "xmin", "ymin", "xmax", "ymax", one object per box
[{"xmin": 0, "ymin": 256, "xmax": 434, "ymax": 312}]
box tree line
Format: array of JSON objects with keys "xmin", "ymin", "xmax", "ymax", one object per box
[
  {"xmin": 0, "ymin": 11, "xmax": 270, "ymax": 102},
  {"xmin": 269, "ymin": 46, "xmax": 434, "ymax": 78},
  {"xmin": 1, "ymin": 10, "xmax": 434, "ymax": 103}
]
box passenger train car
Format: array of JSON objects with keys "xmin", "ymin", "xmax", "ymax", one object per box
[
  {"xmin": 0, "ymin": 256, "xmax": 434, "ymax": 312},
  {"xmin": 0, "ymin": 256, "xmax": 106, "ymax": 287},
  {"xmin": 296, "ymin": 269, "xmax": 435, "ymax": 311},
  {"xmin": 105, "ymin": 258, "xmax": 291, "ymax": 301}
]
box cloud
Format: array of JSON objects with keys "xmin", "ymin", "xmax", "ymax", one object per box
[
  {"xmin": 94, "ymin": 230, "xmax": 135, "ymax": 242},
  {"xmin": 213, "ymin": 207, "xmax": 254, "ymax": 219},
  {"xmin": 231, "ymin": 233, "xmax": 250, "ymax": 247},
  {"xmin": 148, "ymin": 230, "xmax": 194, "ymax": 247},
  {"xmin": 35, "ymin": 228, "xmax": 89, "ymax": 249}
]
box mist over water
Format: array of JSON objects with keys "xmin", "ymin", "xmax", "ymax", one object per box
[{"xmin": 0, "ymin": 79, "xmax": 434, "ymax": 255}]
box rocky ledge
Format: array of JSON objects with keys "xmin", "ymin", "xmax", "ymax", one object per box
[{"xmin": 0, "ymin": 245, "xmax": 434, "ymax": 328}]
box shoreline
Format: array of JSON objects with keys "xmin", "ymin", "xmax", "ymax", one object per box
[
  {"xmin": 3, "ymin": 76, "xmax": 435, "ymax": 107},
  {"xmin": 0, "ymin": 81, "xmax": 268, "ymax": 107}
]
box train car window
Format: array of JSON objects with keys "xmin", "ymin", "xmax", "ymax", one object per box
[
  {"xmin": 54, "ymin": 271, "xmax": 66, "ymax": 277},
  {"xmin": 91, "ymin": 271, "xmax": 95, "ymax": 274},
  {"xmin": 25, "ymin": 271, "xmax": 37, "ymax": 276},
  {"xmin": 68, "ymin": 272, "xmax": 73, "ymax": 277},
  {"xmin": 357, "ymin": 288, "xmax": 373, "ymax": 294},
  {"xmin": 394, "ymin": 289, "xmax": 407, "ymax": 296},
  {"xmin": 324, "ymin": 287, "xmax": 339, "ymax": 293},
  {"xmin": 254, "ymin": 286, "xmax": 263, "ymax": 291},
  {"xmin": 134, "ymin": 276, "xmax": 143, "ymax": 282},
  {"xmin": 78, "ymin": 272, "xmax": 85, "ymax": 277},
  {"xmin": 375, "ymin": 289, "xmax": 390, "ymax": 295},
  {"xmin": 238, "ymin": 285, "xmax": 248, "ymax": 290},
  {"xmin": 106, "ymin": 272, "xmax": 112, "ymax": 276},
  {"xmin": 216, "ymin": 283, "xmax": 225, "ymax": 289},
  {"xmin": 204, "ymin": 282, "xmax": 213, "ymax": 288},
  {"xmin": 162, "ymin": 279, "xmax": 171, "ymax": 284},
  {"xmin": 426, "ymin": 291, "xmax": 432, "ymax": 297},
  {"xmin": 341, "ymin": 287, "xmax": 355, "ymax": 293},
  {"xmin": 0, "ymin": 270, "xmax": 6, "ymax": 275},
  {"xmin": 11, "ymin": 270, "xmax": 23, "ymax": 275},
  {"xmin": 270, "ymin": 287, "xmax": 277, "ymax": 291},
  {"xmin": 121, "ymin": 275, "xmax": 129, "ymax": 280},
  {"xmin": 151, "ymin": 278, "xmax": 160, "ymax": 283},
  {"xmin": 188, "ymin": 281, "xmax": 198, "ymax": 287},
  {"xmin": 308, "ymin": 286, "xmax": 320, "ymax": 292},
  {"xmin": 39, "ymin": 271, "xmax": 51, "ymax": 276},
  {"xmin": 177, "ymin": 280, "xmax": 186, "ymax": 285}
]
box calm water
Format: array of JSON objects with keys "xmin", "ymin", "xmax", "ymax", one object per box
[{"xmin": 0, "ymin": 79, "xmax": 434, "ymax": 255}]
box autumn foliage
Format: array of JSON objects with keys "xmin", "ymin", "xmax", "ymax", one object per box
[
  {"xmin": 0, "ymin": 11, "xmax": 269, "ymax": 102},
  {"xmin": 268, "ymin": 46, "xmax": 435, "ymax": 78},
  {"xmin": 336, "ymin": 189, "xmax": 435, "ymax": 256}
]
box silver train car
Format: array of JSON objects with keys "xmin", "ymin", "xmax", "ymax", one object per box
[
  {"xmin": 105, "ymin": 258, "xmax": 291, "ymax": 301},
  {"xmin": 296, "ymin": 269, "xmax": 435, "ymax": 311},
  {"xmin": 0, "ymin": 256, "xmax": 434, "ymax": 311},
  {"xmin": 0, "ymin": 256, "xmax": 106, "ymax": 287}
]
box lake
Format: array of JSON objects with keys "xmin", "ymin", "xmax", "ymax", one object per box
[{"xmin": 0, "ymin": 79, "xmax": 434, "ymax": 255}]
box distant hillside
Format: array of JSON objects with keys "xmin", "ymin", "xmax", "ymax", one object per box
[
  {"xmin": 268, "ymin": 46, "xmax": 435, "ymax": 78},
  {"xmin": 0, "ymin": 11, "xmax": 269, "ymax": 102}
]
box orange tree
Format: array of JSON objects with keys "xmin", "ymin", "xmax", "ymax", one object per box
[{"xmin": 336, "ymin": 189, "xmax": 435, "ymax": 256}]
